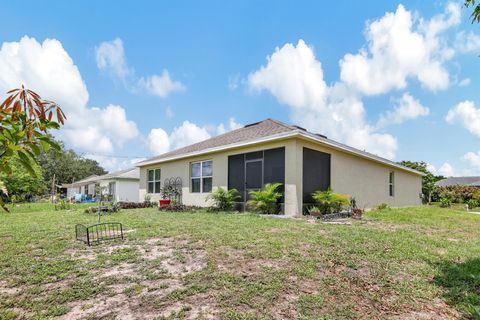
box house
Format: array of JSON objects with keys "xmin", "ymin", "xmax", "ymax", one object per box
[
  {"xmin": 136, "ymin": 119, "xmax": 423, "ymax": 216},
  {"xmin": 435, "ymin": 176, "xmax": 480, "ymax": 188},
  {"xmin": 62, "ymin": 168, "xmax": 140, "ymax": 202}
]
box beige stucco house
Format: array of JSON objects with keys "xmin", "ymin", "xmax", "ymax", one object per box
[{"xmin": 136, "ymin": 119, "xmax": 423, "ymax": 216}]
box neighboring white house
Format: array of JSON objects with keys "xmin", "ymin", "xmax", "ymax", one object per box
[{"xmin": 62, "ymin": 168, "xmax": 140, "ymax": 202}]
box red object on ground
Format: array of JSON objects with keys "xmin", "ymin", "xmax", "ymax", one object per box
[{"xmin": 159, "ymin": 199, "xmax": 171, "ymax": 206}]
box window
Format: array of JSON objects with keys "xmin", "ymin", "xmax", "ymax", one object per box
[
  {"xmin": 389, "ymin": 171, "xmax": 395, "ymax": 197},
  {"xmin": 191, "ymin": 160, "xmax": 213, "ymax": 193},
  {"xmin": 147, "ymin": 169, "xmax": 161, "ymax": 193}
]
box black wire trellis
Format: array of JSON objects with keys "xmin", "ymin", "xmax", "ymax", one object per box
[{"xmin": 163, "ymin": 177, "xmax": 183, "ymax": 204}]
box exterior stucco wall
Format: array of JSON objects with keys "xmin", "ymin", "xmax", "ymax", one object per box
[
  {"xmin": 139, "ymin": 139, "xmax": 301, "ymax": 215},
  {"xmin": 117, "ymin": 180, "xmax": 140, "ymax": 202},
  {"xmin": 139, "ymin": 137, "xmax": 422, "ymax": 216},
  {"xmin": 298, "ymin": 139, "xmax": 422, "ymax": 209}
]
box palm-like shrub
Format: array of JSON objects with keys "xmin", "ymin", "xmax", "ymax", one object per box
[
  {"xmin": 207, "ymin": 187, "xmax": 239, "ymax": 211},
  {"xmin": 247, "ymin": 183, "xmax": 282, "ymax": 214},
  {"xmin": 312, "ymin": 188, "xmax": 349, "ymax": 214}
]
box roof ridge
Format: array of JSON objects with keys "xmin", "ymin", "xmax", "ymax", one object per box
[{"xmin": 263, "ymin": 118, "xmax": 297, "ymax": 131}]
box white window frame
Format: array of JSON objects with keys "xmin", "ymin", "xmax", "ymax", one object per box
[
  {"xmin": 389, "ymin": 171, "xmax": 395, "ymax": 197},
  {"xmin": 147, "ymin": 168, "xmax": 161, "ymax": 194},
  {"xmin": 190, "ymin": 160, "xmax": 213, "ymax": 193}
]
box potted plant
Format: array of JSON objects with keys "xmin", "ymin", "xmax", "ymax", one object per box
[
  {"xmin": 307, "ymin": 206, "xmax": 323, "ymax": 217},
  {"xmin": 159, "ymin": 185, "xmax": 173, "ymax": 206}
]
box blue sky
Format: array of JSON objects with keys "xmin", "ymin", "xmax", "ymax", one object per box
[{"xmin": 0, "ymin": 1, "xmax": 479, "ymax": 176}]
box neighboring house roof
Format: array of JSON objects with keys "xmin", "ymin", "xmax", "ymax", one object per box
[
  {"xmin": 61, "ymin": 168, "xmax": 140, "ymax": 188},
  {"xmin": 435, "ymin": 176, "xmax": 480, "ymax": 187},
  {"xmin": 137, "ymin": 118, "xmax": 423, "ymax": 176}
]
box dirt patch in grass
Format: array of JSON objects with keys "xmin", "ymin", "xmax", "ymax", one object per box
[{"xmin": 58, "ymin": 236, "xmax": 214, "ymax": 319}]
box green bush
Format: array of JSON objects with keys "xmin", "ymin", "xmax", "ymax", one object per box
[
  {"xmin": 440, "ymin": 197, "xmax": 452, "ymax": 208},
  {"xmin": 467, "ymin": 199, "xmax": 479, "ymax": 209},
  {"xmin": 247, "ymin": 183, "xmax": 282, "ymax": 214},
  {"xmin": 311, "ymin": 188, "xmax": 349, "ymax": 214},
  {"xmin": 207, "ymin": 187, "xmax": 239, "ymax": 211},
  {"xmin": 437, "ymin": 185, "xmax": 480, "ymax": 203}
]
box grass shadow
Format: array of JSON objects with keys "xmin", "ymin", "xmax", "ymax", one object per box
[{"xmin": 434, "ymin": 257, "xmax": 480, "ymax": 319}]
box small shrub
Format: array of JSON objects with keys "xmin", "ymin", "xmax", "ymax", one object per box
[
  {"xmin": 206, "ymin": 187, "xmax": 239, "ymax": 211},
  {"xmin": 376, "ymin": 203, "xmax": 390, "ymax": 210},
  {"xmin": 311, "ymin": 188, "xmax": 349, "ymax": 214},
  {"xmin": 307, "ymin": 206, "xmax": 323, "ymax": 217},
  {"xmin": 158, "ymin": 204, "xmax": 203, "ymax": 212},
  {"xmin": 55, "ymin": 200, "xmax": 71, "ymax": 211},
  {"xmin": 247, "ymin": 183, "xmax": 283, "ymax": 214},
  {"xmin": 467, "ymin": 199, "xmax": 479, "ymax": 209},
  {"xmin": 440, "ymin": 197, "xmax": 452, "ymax": 208}
]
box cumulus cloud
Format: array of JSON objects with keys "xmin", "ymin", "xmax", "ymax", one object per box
[
  {"xmin": 377, "ymin": 93, "xmax": 429, "ymax": 128},
  {"xmin": 95, "ymin": 38, "xmax": 185, "ymax": 98},
  {"xmin": 0, "ymin": 36, "xmax": 138, "ymax": 159},
  {"xmin": 147, "ymin": 128, "xmax": 171, "ymax": 155},
  {"xmin": 248, "ymin": 40, "xmax": 397, "ymax": 159},
  {"xmin": 463, "ymin": 151, "xmax": 480, "ymax": 171},
  {"xmin": 340, "ymin": 3, "xmax": 459, "ymax": 95},
  {"xmin": 138, "ymin": 70, "xmax": 185, "ymax": 98},
  {"xmin": 95, "ymin": 38, "xmax": 131, "ymax": 80},
  {"xmin": 446, "ymin": 100, "xmax": 480, "ymax": 138},
  {"xmin": 84, "ymin": 154, "xmax": 146, "ymax": 173},
  {"xmin": 217, "ymin": 117, "xmax": 242, "ymax": 135},
  {"xmin": 455, "ymin": 31, "xmax": 480, "ymax": 53},
  {"xmin": 438, "ymin": 162, "xmax": 455, "ymax": 177},
  {"xmin": 147, "ymin": 117, "xmax": 242, "ymax": 155},
  {"xmin": 169, "ymin": 121, "xmax": 211, "ymax": 150}
]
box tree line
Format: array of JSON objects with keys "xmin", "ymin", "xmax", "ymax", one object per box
[{"xmin": 1, "ymin": 138, "xmax": 106, "ymax": 202}]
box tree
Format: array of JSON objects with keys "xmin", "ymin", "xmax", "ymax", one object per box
[
  {"xmin": 0, "ymin": 155, "xmax": 46, "ymax": 201},
  {"xmin": 465, "ymin": 0, "xmax": 480, "ymax": 23},
  {"xmin": 37, "ymin": 138, "xmax": 107, "ymax": 186},
  {"xmin": 0, "ymin": 86, "xmax": 65, "ymax": 210},
  {"xmin": 398, "ymin": 161, "xmax": 445, "ymax": 203}
]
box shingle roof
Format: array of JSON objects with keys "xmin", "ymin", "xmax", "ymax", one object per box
[
  {"xmin": 142, "ymin": 118, "xmax": 295, "ymax": 162},
  {"xmin": 436, "ymin": 176, "xmax": 480, "ymax": 187},
  {"xmin": 137, "ymin": 118, "xmax": 423, "ymax": 176}
]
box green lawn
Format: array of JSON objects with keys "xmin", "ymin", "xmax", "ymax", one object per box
[{"xmin": 1, "ymin": 204, "xmax": 480, "ymax": 319}]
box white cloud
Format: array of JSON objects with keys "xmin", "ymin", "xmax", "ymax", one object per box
[
  {"xmin": 217, "ymin": 117, "xmax": 242, "ymax": 135},
  {"xmin": 84, "ymin": 154, "xmax": 145, "ymax": 173},
  {"xmin": 138, "ymin": 70, "xmax": 185, "ymax": 98},
  {"xmin": 426, "ymin": 163, "xmax": 436, "ymax": 173},
  {"xmin": 147, "ymin": 128, "xmax": 170, "ymax": 155},
  {"xmin": 377, "ymin": 93, "xmax": 429, "ymax": 128},
  {"xmin": 169, "ymin": 120, "xmax": 211, "ymax": 150},
  {"xmin": 446, "ymin": 100, "xmax": 480, "ymax": 138},
  {"xmin": 463, "ymin": 151, "xmax": 480, "ymax": 170},
  {"xmin": 458, "ymin": 78, "xmax": 471, "ymax": 87},
  {"xmin": 0, "ymin": 36, "xmax": 139, "ymax": 160},
  {"xmin": 95, "ymin": 38, "xmax": 131, "ymax": 80},
  {"xmin": 438, "ymin": 162, "xmax": 455, "ymax": 177},
  {"xmin": 147, "ymin": 117, "xmax": 242, "ymax": 156},
  {"xmin": 248, "ymin": 40, "xmax": 397, "ymax": 159},
  {"xmin": 0, "ymin": 36, "xmax": 88, "ymax": 114},
  {"xmin": 340, "ymin": 3, "xmax": 459, "ymax": 95},
  {"xmin": 455, "ymin": 31, "xmax": 480, "ymax": 53},
  {"xmin": 95, "ymin": 38, "xmax": 185, "ymax": 98},
  {"xmin": 165, "ymin": 106, "xmax": 174, "ymax": 119}
]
